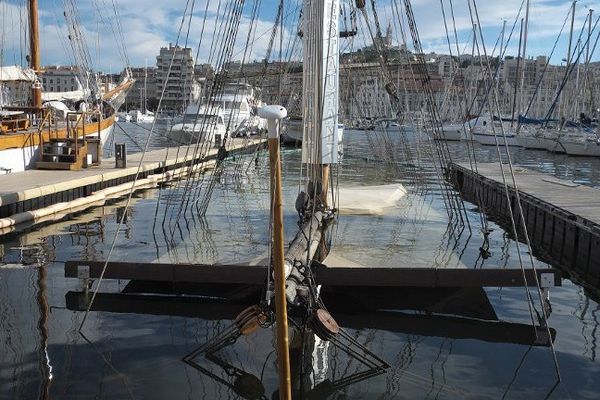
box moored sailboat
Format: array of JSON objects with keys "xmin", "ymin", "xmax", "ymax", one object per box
[{"xmin": 0, "ymin": 0, "xmax": 132, "ymax": 172}]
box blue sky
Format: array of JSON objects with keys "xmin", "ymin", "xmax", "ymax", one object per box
[{"xmin": 1, "ymin": 0, "xmax": 599, "ymax": 72}]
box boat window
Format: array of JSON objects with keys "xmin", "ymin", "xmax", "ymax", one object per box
[{"xmin": 184, "ymin": 114, "xmax": 220, "ymax": 124}]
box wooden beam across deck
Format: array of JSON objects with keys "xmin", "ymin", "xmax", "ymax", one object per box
[{"xmin": 65, "ymin": 260, "xmax": 561, "ymax": 288}]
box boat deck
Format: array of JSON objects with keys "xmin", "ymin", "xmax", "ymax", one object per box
[{"xmin": 0, "ymin": 137, "xmax": 265, "ymax": 218}]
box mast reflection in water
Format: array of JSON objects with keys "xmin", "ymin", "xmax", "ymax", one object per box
[{"xmin": 0, "ymin": 127, "xmax": 599, "ymax": 398}]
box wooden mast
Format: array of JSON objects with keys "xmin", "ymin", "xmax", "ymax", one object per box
[
  {"xmin": 260, "ymin": 105, "xmax": 292, "ymax": 400},
  {"xmin": 29, "ymin": 0, "xmax": 42, "ymax": 108}
]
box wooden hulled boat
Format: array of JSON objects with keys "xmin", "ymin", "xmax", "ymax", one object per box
[{"xmin": 0, "ymin": 1, "xmax": 133, "ymax": 172}]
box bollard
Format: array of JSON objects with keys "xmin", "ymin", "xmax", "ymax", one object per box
[{"xmin": 115, "ymin": 143, "xmax": 126, "ymax": 168}]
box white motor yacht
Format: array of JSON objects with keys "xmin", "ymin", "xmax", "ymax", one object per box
[
  {"xmin": 170, "ymin": 104, "xmax": 226, "ymax": 145},
  {"xmin": 211, "ymin": 82, "xmax": 264, "ymax": 137}
]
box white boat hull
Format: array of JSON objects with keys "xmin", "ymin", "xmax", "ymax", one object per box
[
  {"xmin": 544, "ymin": 138, "xmax": 566, "ymax": 153},
  {"xmin": 283, "ymin": 121, "xmax": 344, "ymax": 146},
  {"xmin": 134, "ymin": 115, "xmax": 155, "ymax": 123},
  {"xmin": 437, "ymin": 125, "xmax": 463, "ymax": 141},
  {"xmin": 515, "ymin": 135, "xmax": 547, "ymax": 150},
  {"xmin": 0, "ymin": 123, "xmax": 114, "ymax": 173},
  {"xmin": 473, "ymin": 132, "xmax": 518, "ymax": 146},
  {"xmin": 169, "ymin": 124, "xmax": 222, "ymax": 145},
  {"xmin": 563, "ymin": 140, "xmax": 600, "ymax": 156}
]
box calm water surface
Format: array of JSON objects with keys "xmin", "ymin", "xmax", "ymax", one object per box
[{"xmin": 0, "ymin": 124, "xmax": 599, "ymax": 399}]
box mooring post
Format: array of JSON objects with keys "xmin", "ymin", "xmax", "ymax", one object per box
[{"xmin": 259, "ymin": 105, "xmax": 291, "ymax": 400}]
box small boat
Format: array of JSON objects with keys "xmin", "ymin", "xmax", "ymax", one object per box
[
  {"xmin": 129, "ymin": 109, "xmax": 155, "ymax": 123},
  {"xmin": 281, "ymin": 117, "xmax": 303, "ymax": 144},
  {"xmin": 117, "ymin": 112, "xmax": 132, "ymax": 122},
  {"xmin": 169, "ymin": 104, "xmax": 226, "ymax": 144},
  {"xmin": 282, "ymin": 117, "xmax": 344, "ymax": 150},
  {"xmin": 437, "ymin": 123, "xmax": 463, "ymax": 141},
  {"xmin": 472, "ymin": 130, "xmax": 519, "ymax": 146}
]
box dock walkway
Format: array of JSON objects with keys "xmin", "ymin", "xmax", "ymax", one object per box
[
  {"xmin": 450, "ymin": 162, "xmax": 600, "ymax": 289},
  {"xmin": 0, "ymin": 137, "xmax": 265, "ymax": 219}
]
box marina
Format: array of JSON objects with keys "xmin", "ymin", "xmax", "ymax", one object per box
[
  {"xmin": 2, "ymin": 129, "xmax": 599, "ymax": 398},
  {"xmin": 2, "ymin": 0, "xmax": 600, "ymax": 399}
]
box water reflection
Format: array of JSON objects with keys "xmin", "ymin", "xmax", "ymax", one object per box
[{"xmin": 1, "ymin": 128, "xmax": 600, "ymax": 398}]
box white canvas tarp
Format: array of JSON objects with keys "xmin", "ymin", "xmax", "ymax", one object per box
[
  {"xmin": 42, "ymin": 90, "xmax": 87, "ymax": 102},
  {"xmin": 331, "ymin": 184, "xmax": 407, "ymax": 215},
  {"xmin": 0, "ymin": 66, "xmax": 36, "ymax": 107},
  {"xmin": 0, "ymin": 65, "xmax": 36, "ymax": 82}
]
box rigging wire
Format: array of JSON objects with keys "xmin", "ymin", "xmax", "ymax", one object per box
[
  {"xmin": 79, "ymin": 0, "xmax": 196, "ymax": 331},
  {"xmin": 468, "ymin": 0, "xmax": 562, "ymax": 381}
]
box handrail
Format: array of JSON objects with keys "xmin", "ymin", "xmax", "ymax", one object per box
[{"xmin": 33, "ymin": 109, "xmax": 53, "ymax": 149}]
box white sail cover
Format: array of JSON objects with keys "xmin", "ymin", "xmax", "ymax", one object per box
[
  {"xmin": 42, "ymin": 90, "xmax": 87, "ymax": 102},
  {"xmin": 0, "ymin": 66, "xmax": 36, "ymax": 107},
  {"xmin": 301, "ymin": 0, "xmax": 339, "ymax": 165},
  {"xmin": 332, "ymin": 184, "xmax": 407, "ymax": 215},
  {"xmin": 43, "ymin": 101, "xmax": 71, "ymax": 119},
  {"xmin": 0, "ymin": 65, "xmax": 36, "ymax": 82}
]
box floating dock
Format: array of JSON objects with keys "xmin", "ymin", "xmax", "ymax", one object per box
[
  {"xmin": 0, "ymin": 137, "xmax": 265, "ymax": 221},
  {"xmin": 64, "ymin": 260, "xmax": 559, "ymax": 346},
  {"xmin": 449, "ymin": 162, "xmax": 600, "ymax": 290}
]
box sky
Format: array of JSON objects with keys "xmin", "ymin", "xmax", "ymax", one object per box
[{"xmin": 1, "ymin": 0, "xmax": 600, "ymax": 73}]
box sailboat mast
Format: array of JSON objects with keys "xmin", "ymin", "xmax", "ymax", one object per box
[
  {"xmin": 567, "ymin": 0, "xmax": 577, "ymax": 68},
  {"xmin": 144, "ymin": 59, "xmax": 148, "ymax": 111},
  {"xmin": 497, "ymin": 19, "xmax": 506, "ymax": 97},
  {"xmin": 29, "ymin": 0, "xmax": 42, "ymax": 108},
  {"xmin": 561, "ymin": 0, "xmax": 577, "ymax": 122},
  {"xmin": 518, "ymin": 0, "xmax": 530, "ymax": 122},
  {"xmin": 511, "ymin": 18, "xmax": 523, "ymax": 127},
  {"xmin": 586, "ymin": 9, "xmax": 593, "ymax": 114}
]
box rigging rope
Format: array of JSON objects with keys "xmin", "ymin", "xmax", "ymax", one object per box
[{"xmin": 468, "ymin": 0, "xmax": 561, "ymax": 381}]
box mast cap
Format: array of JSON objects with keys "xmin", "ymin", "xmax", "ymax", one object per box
[{"xmin": 258, "ymin": 105, "xmax": 287, "ymax": 120}]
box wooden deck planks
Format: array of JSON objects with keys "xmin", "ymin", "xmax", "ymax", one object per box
[
  {"xmin": 450, "ymin": 162, "xmax": 600, "ymax": 290},
  {"xmin": 455, "ymin": 163, "xmax": 600, "ymax": 223}
]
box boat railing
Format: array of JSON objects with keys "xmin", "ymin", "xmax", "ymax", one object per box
[{"xmin": 33, "ymin": 109, "xmax": 55, "ymax": 147}]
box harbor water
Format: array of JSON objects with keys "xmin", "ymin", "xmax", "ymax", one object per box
[{"xmin": 1, "ymin": 124, "xmax": 599, "ymax": 399}]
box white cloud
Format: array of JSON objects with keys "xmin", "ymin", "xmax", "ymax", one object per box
[{"xmin": 3, "ymin": 0, "xmax": 600, "ymax": 73}]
